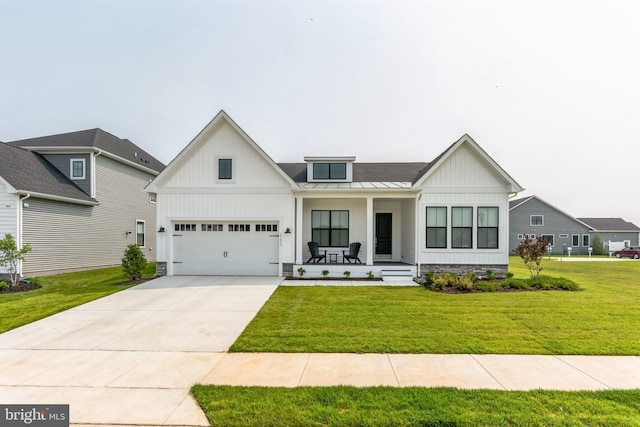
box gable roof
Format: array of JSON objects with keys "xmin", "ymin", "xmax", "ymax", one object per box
[
  {"xmin": 146, "ymin": 110, "xmax": 296, "ymax": 192},
  {"xmin": 578, "ymin": 218, "xmax": 640, "ymax": 232},
  {"xmin": 8, "ymin": 128, "xmax": 165, "ymax": 174},
  {"xmin": 412, "ymin": 134, "xmax": 524, "ymax": 192},
  {"xmin": 0, "ymin": 142, "xmax": 97, "ymax": 205},
  {"xmin": 509, "ymin": 195, "xmax": 595, "ymax": 229}
]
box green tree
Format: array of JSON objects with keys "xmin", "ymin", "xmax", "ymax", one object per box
[
  {"xmin": 591, "ymin": 234, "xmax": 605, "ymax": 255},
  {"xmin": 513, "ymin": 236, "xmax": 548, "ymax": 278},
  {"xmin": 0, "ymin": 233, "xmax": 32, "ymax": 287},
  {"xmin": 121, "ymin": 244, "xmax": 147, "ymax": 280}
]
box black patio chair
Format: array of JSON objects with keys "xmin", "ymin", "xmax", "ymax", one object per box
[
  {"xmin": 343, "ymin": 242, "xmax": 362, "ymax": 264},
  {"xmin": 307, "ymin": 241, "xmax": 326, "ymax": 263}
]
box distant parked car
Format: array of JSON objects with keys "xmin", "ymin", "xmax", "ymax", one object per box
[{"xmin": 615, "ymin": 246, "xmax": 640, "ymax": 259}]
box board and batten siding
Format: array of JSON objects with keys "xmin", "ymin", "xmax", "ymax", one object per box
[
  {"xmin": 155, "ymin": 192, "xmax": 295, "ymax": 267},
  {"xmin": 417, "ymin": 143, "xmax": 514, "ymax": 266},
  {"xmin": 21, "ymin": 155, "xmax": 157, "ymax": 275}
]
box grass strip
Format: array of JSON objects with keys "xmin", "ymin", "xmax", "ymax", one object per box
[
  {"xmin": 192, "ymin": 385, "xmax": 640, "ymax": 427},
  {"xmin": 0, "ymin": 263, "xmax": 156, "ymax": 333},
  {"xmin": 230, "ymin": 258, "xmax": 640, "ymax": 355}
]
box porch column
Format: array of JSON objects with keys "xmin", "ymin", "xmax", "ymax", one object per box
[
  {"xmin": 295, "ymin": 196, "xmax": 304, "ymax": 264},
  {"xmin": 366, "ymin": 196, "xmax": 374, "ymax": 265}
]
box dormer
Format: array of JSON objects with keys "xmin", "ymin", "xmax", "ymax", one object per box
[{"xmin": 304, "ymin": 156, "xmax": 356, "ymax": 183}]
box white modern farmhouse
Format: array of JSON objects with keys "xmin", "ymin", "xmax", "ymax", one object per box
[{"xmin": 146, "ymin": 111, "xmax": 523, "ymax": 279}]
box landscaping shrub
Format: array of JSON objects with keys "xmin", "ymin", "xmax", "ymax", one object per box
[
  {"xmin": 475, "ymin": 281, "xmax": 498, "ymax": 292},
  {"xmin": 0, "ymin": 280, "xmax": 8, "ymax": 292},
  {"xmin": 0, "ymin": 233, "xmax": 32, "ymax": 287},
  {"xmin": 513, "ymin": 236, "xmax": 549, "ymax": 277},
  {"xmin": 121, "ymin": 244, "xmax": 147, "ymax": 280}
]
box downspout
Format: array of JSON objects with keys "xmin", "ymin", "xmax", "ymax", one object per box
[
  {"xmin": 92, "ymin": 150, "xmax": 102, "ymax": 198},
  {"xmin": 415, "ymin": 192, "xmax": 422, "ymax": 277},
  {"xmin": 17, "ymin": 193, "xmax": 31, "ymax": 277}
]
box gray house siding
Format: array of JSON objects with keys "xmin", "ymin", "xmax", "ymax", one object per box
[
  {"xmin": 509, "ymin": 198, "xmax": 593, "ymax": 255},
  {"xmin": 21, "ymin": 155, "xmax": 157, "ymax": 275},
  {"xmin": 594, "ymin": 232, "xmax": 639, "ymax": 250},
  {"xmin": 42, "ymin": 153, "xmax": 92, "ymax": 196}
]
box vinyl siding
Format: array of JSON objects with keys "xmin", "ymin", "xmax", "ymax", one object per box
[
  {"xmin": 0, "ymin": 181, "xmax": 18, "ymax": 273},
  {"xmin": 509, "ymin": 198, "xmax": 592, "ymax": 254},
  {"xmin": 42, "ymin": 153, "xmax": 92, "ymax": 196},
  {"xmin": 21, "ymin": 156, "xmax": 157, "ymax": 275}
]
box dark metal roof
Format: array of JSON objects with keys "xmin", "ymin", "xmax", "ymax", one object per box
[
  {"xmin": 277, "ymin": 162, "xmax": 430, "ymax": 183},
  {"xmin": 578, "ymin": 218, "xmax": 640, "ymax": 231},
  {"xmin": 0, "ymin": 142, "xmax": 96, "ymax": 203},
  {"xmin": 8, "ymin": 128, "xmax": 165, "ymax": 173}
]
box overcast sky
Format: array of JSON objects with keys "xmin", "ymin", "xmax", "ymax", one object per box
[{"xmin": 1, "ymin": 0, "xmax": 639, "ymax": 227}]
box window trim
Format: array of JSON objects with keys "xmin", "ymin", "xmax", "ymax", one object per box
[
  {"xmin": 582, "ymin": 234, "xmax": 590, "ymax": 247},
  {"xmin": 311, "ymin": 210, "xmax": 349, "ymax": 247},
  {"xmin": 540, "ymin": 234, "xmax": 554, "ymax": 247},
  {"xmin": 451, "ymin": 206, "xmax": 473, "ymax": 249},
  {"xmin": 216, "ymin": 156, "xmax": 235, "ymax": 182},
  {"xmin": 136, "ymin": 220, "xmax": 145, "ymax": 248},
  {"xmin": 530, "ymin": 215, "xmax": 544, "ymax": 226},
  {"xmin": 70, "ymin": 158, "xmax": 86, "ymax": 180},
  {"xmin": 477, "ymin": 206, "xmax": 499, "ymax": 249},
  {"xmin": 426, "ymin": 206, "xmax": 447, "ymax": 249},
  {"xmin": 312, "ymin": 162, "xmax": 347, "ymax": 180},
  {"xmin": 572, "ymin": 234, "xmax": 580, "ymax": 247}
]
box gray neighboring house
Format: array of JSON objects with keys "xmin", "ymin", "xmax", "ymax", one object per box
[
  {"xmin": 509, "ymin": 195, "xmax": 640, "ymax": 255},
  {"xmin": 1, "ymin": 129, "xmax": 165, "ymax": 276},
  {"xmin": 577, "ymin": 218, "xmax": 640, "ymax": 253}
]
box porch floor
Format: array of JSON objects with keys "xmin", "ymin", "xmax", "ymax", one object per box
[{"xmin": 293, "ymin": 262, "xmax": 417, "ymax": 280}]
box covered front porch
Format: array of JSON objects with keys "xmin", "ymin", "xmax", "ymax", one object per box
[
  {"xmin": 292, "ymin": 191, "xmax": 420, "ymax": 279},
  {"xmin": 292, "ymin": 261, "xmax": 417, "ymax": 281}
]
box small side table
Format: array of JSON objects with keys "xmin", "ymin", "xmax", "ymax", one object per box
[{"xmin": 328, "ymin": 253, "xmax": 338, "ymax": 264}]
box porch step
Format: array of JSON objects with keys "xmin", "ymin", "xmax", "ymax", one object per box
[{"xmin": 381, "ymin": 269, "xmax": 415, "ymax": 282}]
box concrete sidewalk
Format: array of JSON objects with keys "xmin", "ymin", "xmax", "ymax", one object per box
[
  {"xmin": 2, "ymin": 275, "xmax": 640, "ymax": 427},
  {"xmin": 201, "ymin": 352, "xmax": 640, "ymax": 391}
]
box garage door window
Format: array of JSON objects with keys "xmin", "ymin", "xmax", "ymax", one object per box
[
  {"xmin": 202, "ymin": 224, "xmax": 223, "ymax": 231},
  {"xmin": 175, "ymin": 224, "xmax": 197, "ymax": 231},
  {"xmin": 256, "ymin": 224, "xmax": 278, "ymax": 232}
]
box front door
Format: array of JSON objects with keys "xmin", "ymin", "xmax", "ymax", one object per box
[{"xmin": 376, "ymin": 213, "xmax": 392, "ymax": 256}]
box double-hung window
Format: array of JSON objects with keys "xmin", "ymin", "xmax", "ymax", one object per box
[
  {"xmin": 136, "ymin": 220, "xmax": 145, "ymax": 247},
  {"xmin": 426, "ymin": 207, "xmax": 447, "ymax": 248},
  {"xmin": 70, "ymin": 159, "xmax": 86, "ymax": 180},
  {"xmin": 530, "ymin": 215, "xmax": 543, "ymax": 226},
  {"xmin": 311, "ymin": 210, "xmax": 349, "ymax": 247},
  {"xmin": 477, "ymin": 207, "xmax": 499, "ymax": 249},
  {"xmin": 452, "ymin": 207, "xmax": 473, "ymax": 248}
]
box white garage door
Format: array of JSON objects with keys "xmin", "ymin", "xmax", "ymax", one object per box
[{"xmin": 172, "ymin": 222, "xmax": 280, "ymax": 276}]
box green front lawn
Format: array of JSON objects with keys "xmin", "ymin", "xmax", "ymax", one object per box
[
  {"xmin": 0, "ymin": 264, "xmax": 156, "ymax": 333},
  {"xmin": 230, "ymin": 258, "xmax": 640, "ymax": 355},
  {"xmin": 192, "ymin": 385, "xmax": 640, "ymax": 426}
]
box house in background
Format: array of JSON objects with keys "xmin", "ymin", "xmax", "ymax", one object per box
[
  {"xmin": 577, "ymin": 218, "xmax": 640, "ymax": 253},
  {"xmin": 1, "ymin": 129, "xmax": 165, "ymax": 276},
  {"xmin": 147, "ymin": 110, "xmax": 523, "ymax": 279},
  {"xmin": 509, "ymin": 195, "xmax": 640, "ymax": 255}
]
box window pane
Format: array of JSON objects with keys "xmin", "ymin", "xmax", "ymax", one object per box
[
  {"xmin": 427, "ymin": 228, "xmax": 446, "ymax": 248},
  {"xmin": 478, "ymin": 228, "xmax": 498, "ymax": 249},
  {"xmin": 312, "ymin": 211, "xmax": 330, "ymax": 228},
  {"xmin": 218, "ymin": 159, "xmax": 232, "ymax": 179},
  {"xmin": 452, "ymin": 207, "xmax": 472, "ymax": 226},
  {"xmin": 427, "ymin": 207, "xmax": 447, "ymax": 227},
  {"xmin": 332, "ymin": 211, "xmax": 348, "ymax": 229},
  {"xmin": 136, "ymin": 221, "xmax": 145, "ymax": 247},
  {"xmin": 330, "ymin": 163, "xmax": 346, "ymax": 179},
  {"xmin": 452, "ymin": 228, "xmax": 472, "ymax": 248},
  {"xmin": 478, "ymin": 207, "xmax": 498, "ymax": 227},
  {"xmin": 313, "ymin": 163, "xmax": 329, "ymax": 179}
]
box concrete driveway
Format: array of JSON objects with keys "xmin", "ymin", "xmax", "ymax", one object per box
[{"xmin": 0, "ymin": 276, "xmax": 281, "ymax": 426}]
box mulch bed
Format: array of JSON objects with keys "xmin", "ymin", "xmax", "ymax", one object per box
[
  {"xmin": 286, "ymin": 277, "xmax": 383, "ymax": 281},
  {"xmin": 114, "ymin": 278, "xmax": 153, "ymax": 286},
  {"xmin": 0, "ymin": 281, "xmax": 42, "ymax": 293}
]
